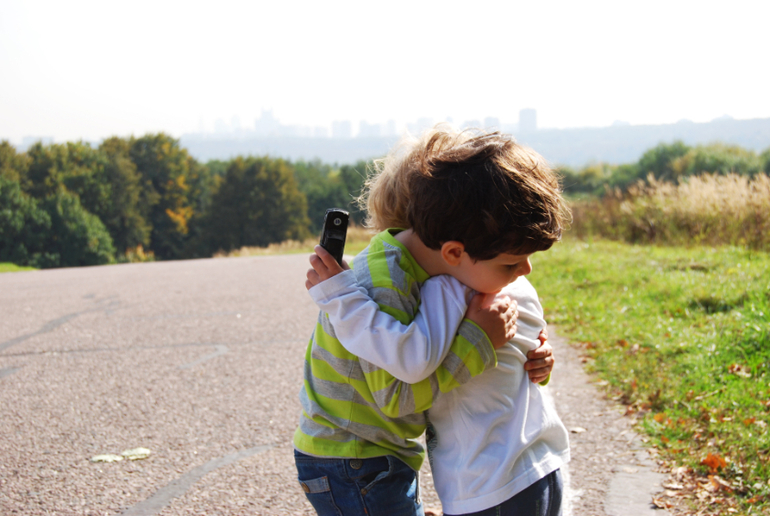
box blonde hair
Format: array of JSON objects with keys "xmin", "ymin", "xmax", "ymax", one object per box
[{"xmin": 359, "ymin": 124, "xmax": 571, "ymax": 259}]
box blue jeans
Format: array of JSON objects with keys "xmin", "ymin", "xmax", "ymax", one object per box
[
  {"xmin": 444, "ymin": 469, "xmax": 563, "ymax": 516},
  {"xmin": 294, "ymin": 450, "xmax": 424, "ymax": 516}
]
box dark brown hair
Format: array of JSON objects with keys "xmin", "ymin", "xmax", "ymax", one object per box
[{"xmin": 361, "ymin": 125, "xmax": 571, "ymax": 260}]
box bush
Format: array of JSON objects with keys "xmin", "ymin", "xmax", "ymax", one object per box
[
  {"xmin": 39, "ymin": 191, "xmax": 116, "ymax": 267},
  {"xmin": 570, "ymin": 173, "xmax": 770, "ymax": 250},
  {"xmin": 0, "ymin": 176, "xmax": 53, "ymax": 266},
  {"xmin": 200, "ymin": 156, "xmax": 310, "ymax": 254},
  {"xmin": 0, "ymin": 177, "xmax": 115, "ymax": 268}
]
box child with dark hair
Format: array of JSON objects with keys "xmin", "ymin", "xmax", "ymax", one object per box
[{"xmin": 295, "ymin": 126, "xmax": 571, "ymax": 516}]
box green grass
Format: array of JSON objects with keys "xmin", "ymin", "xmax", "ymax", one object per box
[
  {"xmin": 0, "ymin": 263, "xmax": 36, "ymax": 273},
  {"xmin": 530, "ymin": 239, "xmax": 770, "ymax": 512}
]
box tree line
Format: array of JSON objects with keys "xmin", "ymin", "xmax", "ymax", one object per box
[
  {"xmin": 0, "ymin": 134, "xmax": 367, "ymax": 268},
  {"xmin": 560, "ymin": 141, "xmax": 770, "ymax": 196},
  {"xmin": 3, "ymin": 134, "xmax": 769, "ymax": 269}
]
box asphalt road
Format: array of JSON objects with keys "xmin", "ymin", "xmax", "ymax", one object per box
[{"xmin": 0, "ymin": 256, "xmax": 667, "ymax": 515}]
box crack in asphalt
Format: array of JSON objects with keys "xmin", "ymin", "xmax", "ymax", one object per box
[
  {"xmin": 0, "ymin": 297, "xmax": 120, "ymax": 353},
  {"xmin": 179, "ymin": 344, "xmax": 230, "ymax": 369},
  {"xmin": 120, "ymin": 445, "xmax": 274, "ymax": 516}
]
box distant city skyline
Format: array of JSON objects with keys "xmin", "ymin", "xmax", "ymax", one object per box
[
  {"xmin": 187, "ymin": 108, "xmax": 536, "ymax": 141},
  {"xmin": 2, "ymin": 1, "xmax": 769, "ymax": 145},
  {"xmin": 13, "ymin": 108, "xmax": 763, "ymax": 152}
]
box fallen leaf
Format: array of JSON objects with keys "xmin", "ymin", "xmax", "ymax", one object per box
[
  {"xmin": 701, "ymin": 453, "xmax": 726, "ymax": 473},
  {"xmin": 709, "ymin": 475, "xmax": 733, "ymax": 493},
  {"xmin": 570, "ymin": 427, "xmax": 587, "ymax": 434},
  {"xmin": 121, "ymin": 447, "xmax": 151, "ymax": 460},
  {"xmin": 728, "ymin": 363, "xmax": 751, "ymax": 378},
  {"xmin": 90, "ymin": 454, "xmax": 123, "ymax": 463}
]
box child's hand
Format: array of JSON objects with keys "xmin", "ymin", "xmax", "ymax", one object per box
[
  {"xmin": 464, "ymin": 293, "xmax": 518, "ymax": 349},
  {"xmin": 305, "ymin": 245, "xmax": 350, "ymax": 290},
  {"xmin": 524, "ymin": 329, "xmax": 554, "ymax": 383}
]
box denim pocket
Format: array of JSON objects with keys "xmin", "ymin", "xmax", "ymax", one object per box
[
  {"xmin": 299, "ymin": 475, "xmax": 331, "ymax": 494},
  {"xmin": 297, "ymin": 475, "xmax": 343, "ymax": 516}
]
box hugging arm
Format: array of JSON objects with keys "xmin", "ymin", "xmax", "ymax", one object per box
[{"xmin": 307, "ymin": 246, "xmax": 513, "ymax": 417}]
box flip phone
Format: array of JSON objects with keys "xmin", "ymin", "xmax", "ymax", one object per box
[{"xmin": 320, "ymin": 208, "xmax": 349, "ymax": 265}]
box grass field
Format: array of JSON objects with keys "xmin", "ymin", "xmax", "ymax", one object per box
[
  {"xmin": 530, "ymin": 239, "xmax": 770, "ymax": 513},
  {"xmin": 0, "ymin": 263, "xmax": 35, "ymax": 273}
]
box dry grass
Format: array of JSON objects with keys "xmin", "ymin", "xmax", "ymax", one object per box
[
  {"xmin": 213, "ymin": 224, "xmax": 376, "ymax": 258},
  {"xmin": 570, "ymin": 173, "xmax": 770, "ymax": 250}
]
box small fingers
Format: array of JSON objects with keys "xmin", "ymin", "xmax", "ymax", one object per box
[
  {"xmin": 314, "ymin": 245, "xmax": 341, "ymax": 270},
  {"xmin": 506, "ymin": 322, "xmax": 518, "ymax": 341},
  {"xmin": 524, "ymin": 355, "xmax": 554, "ymax": 371},
  {"xmin": 308, "ymin": 252, "xmax": 326, "ymax": 272},
  {"xmin": 527, "ymin": 348, "xmax": 552, "ymax": 360},
  {"xmin": 528, "ymin": 372, "xmax": 550, "ymax": 384},
  {"xmin": 306, "ymin": 268, "xmax": 322, "ymax": 289}
]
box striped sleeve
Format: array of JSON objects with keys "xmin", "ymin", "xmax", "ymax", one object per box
[
  {"xmin": 349, "ymin": 238, "xmax": 497, "ymax": 418},
  {"xmin": 360, "ymin": 319, "xmax": 497, "ymax": 418}
]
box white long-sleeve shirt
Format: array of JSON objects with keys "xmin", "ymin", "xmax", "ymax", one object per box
[{"xmin": 309, "ymin": 271, "xmax": 570, "ymax": 514}]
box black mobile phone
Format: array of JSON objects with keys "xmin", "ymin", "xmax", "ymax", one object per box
[{"xmin": 320, "ymin": 208, "xmax": 349, "ymax": 265}]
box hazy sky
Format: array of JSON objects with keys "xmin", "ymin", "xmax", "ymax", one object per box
[{"xmin": 1, "ymin": 0, "xmax": 768, "ymax": 143}]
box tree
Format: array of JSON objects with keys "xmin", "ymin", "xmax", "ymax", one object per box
[
  {"xmin": 24, "ymin": 142, "xmax": 70, "ymax": 199},
  {"xmin": 671, "ymin": 143, "xmax": 762, "ymax": 177},
  {"xmin": 181, "ymin": 161, "xmax": 222, "ymax": 258},
  {"xmin": 0, "ymin": 176, "xmax": 52, "ymax": 266},
  {"xmin": 39, "ymin": 190, "xmax": 115, "ymax": 268},
  {"xmin": 293, "ymin": 159, "xmax": 369, "ymax": 232},
  {"xmin": 761, "ymin": 147, "xmax": 770, "ymax": 174},
  {"xmin": 202, "ymin": 157, "xmax": 310, "ymax": 253},
  {"xmin": 23, "ymin": 140, "xmax": 151, "ymax": 257},
  {"xmin": 636, "ymin": 141, "xmax": 691, "ymax": 182},
  {"xmin": 293, "ymin": 159, "xmax": 349, "ymax": 233},
  {"xmin": 98, "ymin": 137, "xmax": 152, "ymax": 253},
  {"xmin": 0, "ymin": 177, "xmax": 113, "ymax": 268},
  {"xmin": 338, "ymin": 160, "xmax": 369, "ymax": 225},
  {"xmin": 0, "ymin": 141, "xmax": 30, "ymax": 186},
  {"xmin": 129, "ymin": 134, "xmax": 198, "ymax": 259}
]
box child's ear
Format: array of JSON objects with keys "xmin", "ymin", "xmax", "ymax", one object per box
[{"xmin": 440, "ymin": 241, "xmax": 465, "ymax": 266}]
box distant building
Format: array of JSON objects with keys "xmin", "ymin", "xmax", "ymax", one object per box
[
  {"xmin": 358, "ymin": 120, "xmax": 381, "ymax": 138},
  {"xmin": 519, "ymin": 109, "xmax": 537, "ymax": 132},
  {"xmin": 332, "ymin": 120, "xmax": 352, "ymax": 139},
  {"xmin": 314, "ymin": 126, "xmax": 329, "ymax": 139},
  {"xmin": 407, "ymin": 117, "xmax": 434, "ymax": 135},
  {"xmin": 254, "ymin": 109, "xmax": 281, "ymax": 136},
  {"xmin": 461, "ymin": 120, "xmax": 481, "ymax": 129},
  {"xmin": 484, "ymin": 117, "xmax": 500, "ymax": 130}
]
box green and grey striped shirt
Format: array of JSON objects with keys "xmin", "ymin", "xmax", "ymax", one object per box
[{"xmin": 293, "ymin": 229, "xmax": 497, "ymax": 471}]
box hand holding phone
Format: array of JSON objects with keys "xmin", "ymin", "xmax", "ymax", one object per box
[{"xmin": 320, "ymin": 208, "xmax": 349, "ymax": 265}]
